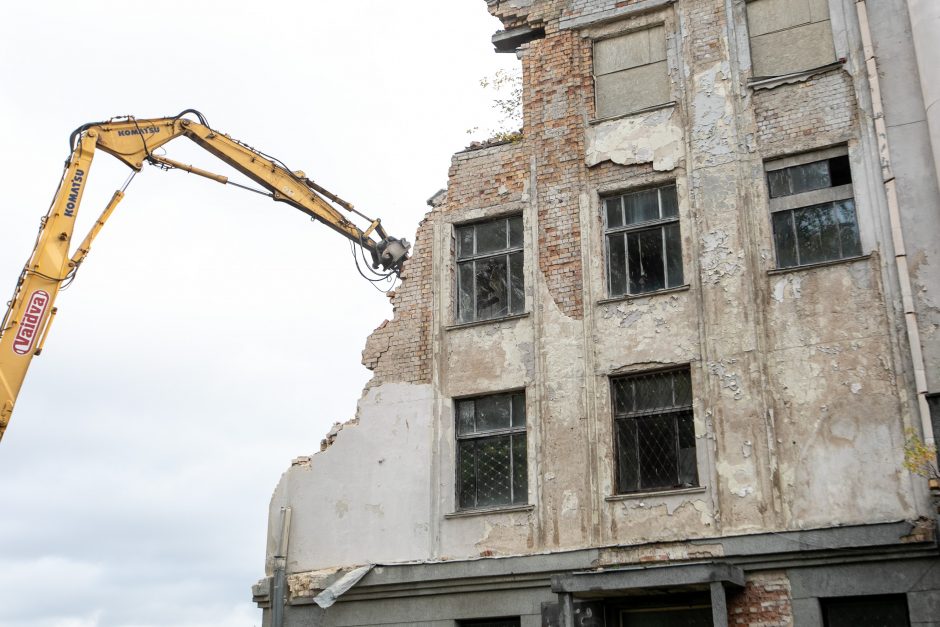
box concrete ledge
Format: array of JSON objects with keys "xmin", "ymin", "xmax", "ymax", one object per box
[
  {"xmin": 560, "ymin": 0, "xmax": 675, "ymax": 31},
  {"xmin": 551, "ymin": 561, "xmax": 745, "ymax": 593}
]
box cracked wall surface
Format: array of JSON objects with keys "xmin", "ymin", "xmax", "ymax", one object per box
[{"xmin": 261, "ymin": 0, "xmax": 940, "ymax": 617}]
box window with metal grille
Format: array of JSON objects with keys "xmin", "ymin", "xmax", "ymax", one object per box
[
  {"xmin": 612, "ymin": 368, "xmax": 698, "ymax": 493},
  {"xmin": 822, "ymin": 594, "xmax": 910, "ymax": 627},
  {"xmin": 766, "ymin": 148, "xmax": 862, "ymax": 268},
  {"xmin": 456, "ymin": 215, "xmax": 524, "ymax": 324},
  {"xmin": 456, "ymin": 391, "xmax": 527, "ymax": 510},
  {"xmin": 604, "ymin": 183, "xmax": 684, "ymax": 297}
]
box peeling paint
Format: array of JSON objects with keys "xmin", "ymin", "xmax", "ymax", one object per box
[
  {"xmin": 585, "ymin": 106, "xmax": 684, "ymax": 170},
  {"xmin": 708, "ymin": 359, "xmax": 743, "ymax": 400},
  {"xmin": 700, "ymin": 230, "xmax": 741, "ymax": 285}
]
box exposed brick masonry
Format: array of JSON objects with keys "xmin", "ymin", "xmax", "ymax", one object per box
[{"xmin": 726, "ymin": 572, "xmax": 794, "ymax": 627}]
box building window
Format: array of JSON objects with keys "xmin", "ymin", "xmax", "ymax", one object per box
[
  {"xmin": 594, "ymin": 25, "xmax": 670, "ymax": 119},
  {"xmin": 612, "ymin": 368, "xmax": 698, "ymax": 493},
  {"xmin": 766, "ymin": 148, "xmax": 861, "ymax": 268},
  {"xmin": 457, "ymin": 620, "xmax": 521, "ymax": 627},
  {"xmin": 456, "ymin": 215, "xmax": 524, "ymax": 324},
  {"xmin": 822, "ymin": 595, "xmax": 910, "ymax": 627},
  {"xmin": 927, "ymin": 394, "xmax": 940, "ymax": 447},
  {"xmin": 745, "ymin": 0, "xmax": 836, "ymax": 77},
  {"xmin": 456, "ymin": 391, "xmax": 527, "ymax": 510},
  {"xmin": 604, "ymin": 183, "xmax": 684, "ymax": 297}
]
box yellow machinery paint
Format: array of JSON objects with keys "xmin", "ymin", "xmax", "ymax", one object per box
[{"xmin": 0, "ymin": 110, "xmax": 410, "ymax": 442}]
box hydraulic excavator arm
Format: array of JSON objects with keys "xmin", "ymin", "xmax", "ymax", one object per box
[{"xmin": 0, "ymin": 109, "xmax": 410, "ymax": 442}]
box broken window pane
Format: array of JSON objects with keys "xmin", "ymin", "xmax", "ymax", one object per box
[
  {"xmin": 767, "ymin": 151, "xmax": 861, "ymax": 268},
  {"xmin": 456, "ymin": 391, "xmax": 527, "ymax": 510},
  {"xmin": 510, "ymin": 251, "xmax": 525, "ymax": 314},
  {"xmin": 612, "ymin": 369, "xmax": 697, "ymax": 494},
  {"xmin": 475, "ymin": 255, "xmax": 509, "ymax": 320},
  {"xmin": 604, "ymin": 184, "xmax": 683, "ymax": 297},
  {"xmin": 455, "ymin": 216, "xmax": 524, "ymax": 323},
  {"xmin": 829, "ymin": 155, "xmax": 852, "ymax": 187},
  {"xmin": 627, "ymin": 227, "xmax": 666, "ymax": 294}
]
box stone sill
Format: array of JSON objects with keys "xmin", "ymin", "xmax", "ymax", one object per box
[
  {"xmin": 445, "ymin": 504, "xmax": 535, "ymax": 519},
  {"xmin": 605, "ymin": 486, "xmax": 706, "ymax": 502},
  {"xmin": 597, "ymin": 284, "xmax": 690, "ymax": 306},
  {"xmin": 590, "ymin": 101, "xmax": 677, "ymax": 126},
  {"xmin": 445, "ymin": 312, "xmax": 530, "ymax": 332},
  {"xmin": 766, "ymin": 254, "xmax": 870, "ymax": 277}
]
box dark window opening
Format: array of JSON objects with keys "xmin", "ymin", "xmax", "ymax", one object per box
[
  {"xmin": 456, "ymin": 392, "xmax": 528, "ymax": 510},
  {"xmin": 927, "ymin": 394, "xmax": 940, "ymax": 448},
  {"xmin": 604, "ymin": 184, "xmax": 684, "ymax": 297},
  {"xmin": 767, "ymin": 153, "xmax": 861, "ymax": 268},
  {"xmin": 612, "ymin": 368, "xmax": 698, "ymax": 494},
  {"xmin": 822, "ymin": 594, "xmax": 910, "ymax": 627},
  {"xmin": 456, "ymin": 216, "xmax": 524, "ymax": 323}
]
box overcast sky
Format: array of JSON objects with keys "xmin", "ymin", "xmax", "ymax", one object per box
[{"xmin": 0, "ymin": 3, "xmax": 516, "ymax": 625}]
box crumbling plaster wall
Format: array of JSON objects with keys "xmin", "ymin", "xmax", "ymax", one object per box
[
  {"xmin": 865, "ymin": 0, "xmax": 940, "ymax": 393},
  {"xmin": 265, "ymin": 0, "xmax": 931, "ymax": 587}
]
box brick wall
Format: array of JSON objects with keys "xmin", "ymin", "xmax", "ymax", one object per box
[
  {"xmin": 521, "ymin": 27, "xmax": 592, "ymax": 319},
  {"xmin": 753, "ymin": 69, "xmax": 858, "ymax": 155},
  {"xmin": 446, "ymin": 142, "xmax": 528, "ymax": 211},
  {"xmin": 360, "ymin": 215, "xmax": 433, "ymax": 386},
  {"xmin": 727, "ymin": 572, "xmax": 794, "ymax": 627}
]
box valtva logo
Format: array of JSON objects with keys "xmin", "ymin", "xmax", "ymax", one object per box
[{"xmin": 12, "ymin": 290, "xmax": 50, "ymax": 356}]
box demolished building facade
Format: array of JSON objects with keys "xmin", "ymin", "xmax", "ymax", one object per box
[{"xmin": 254, "ymin": 0, "xmax": 940, "ymax": 624}]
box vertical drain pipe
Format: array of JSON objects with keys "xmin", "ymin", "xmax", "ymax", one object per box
[
  {"xmin": 856, "ymin": 1, "xmax": 936, "ymax": 450},
  {"xmin": 271, "ymin": 507, "xmax": 292, "ymax": 627}
]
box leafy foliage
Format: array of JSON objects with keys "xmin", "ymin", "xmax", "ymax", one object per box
[
  {"xmin": 467, "ymin": 68, "xmax": 523, "ymax": 144},
  {"xmin": 903, "ymin": 427, "xmax": 939, "ymax": 479}
]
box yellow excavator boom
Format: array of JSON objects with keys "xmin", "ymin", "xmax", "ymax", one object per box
[{"xmin": 0, "ymin": 110, "xmax": 410, "ymax": 442}]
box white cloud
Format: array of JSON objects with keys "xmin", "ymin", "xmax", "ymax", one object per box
[{"xmin": 0, "ymin": 1, "xmax": 517, "ymax": 625}]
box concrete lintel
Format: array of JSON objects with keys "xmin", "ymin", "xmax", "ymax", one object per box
[
  {"xmin": 559, "ymin": 0, "xmax": 675, "ymax": 32},
  {"xmin": 551, "ymin": 562, "xmax": 745, "ymax": 594},
  {"xmin": 492, "ymin": 25, "xmax": 545, "ymax": 53}
]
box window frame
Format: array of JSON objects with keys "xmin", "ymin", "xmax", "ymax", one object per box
[
  {"xmin": 610, "ymin": 366, "xmax": 699, "ymax": 495},
  {"xmin": 765, "ymin": 146, "xmax": 863, "ymax": 269},
  {"xmin": 744, "ymin": 0, "xmax": 837, "ymax": 78},
  {"xmin": 454, "ymin": 214, "xmax": 525, "ymax": 325},
  {"xmin": 602, "ymin": 182, "xmax": 685, "ymax": 298},
  {"xmin": 592, "ymin": 23, "xmax": 671, "ymax": 120},
  {"xmin": 454, "ymin": 390, "xmax": 529, "ymax": 512},
  {"xmin": 821, "ymin": 594, "xmax": 910, "ymax": 627}
]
